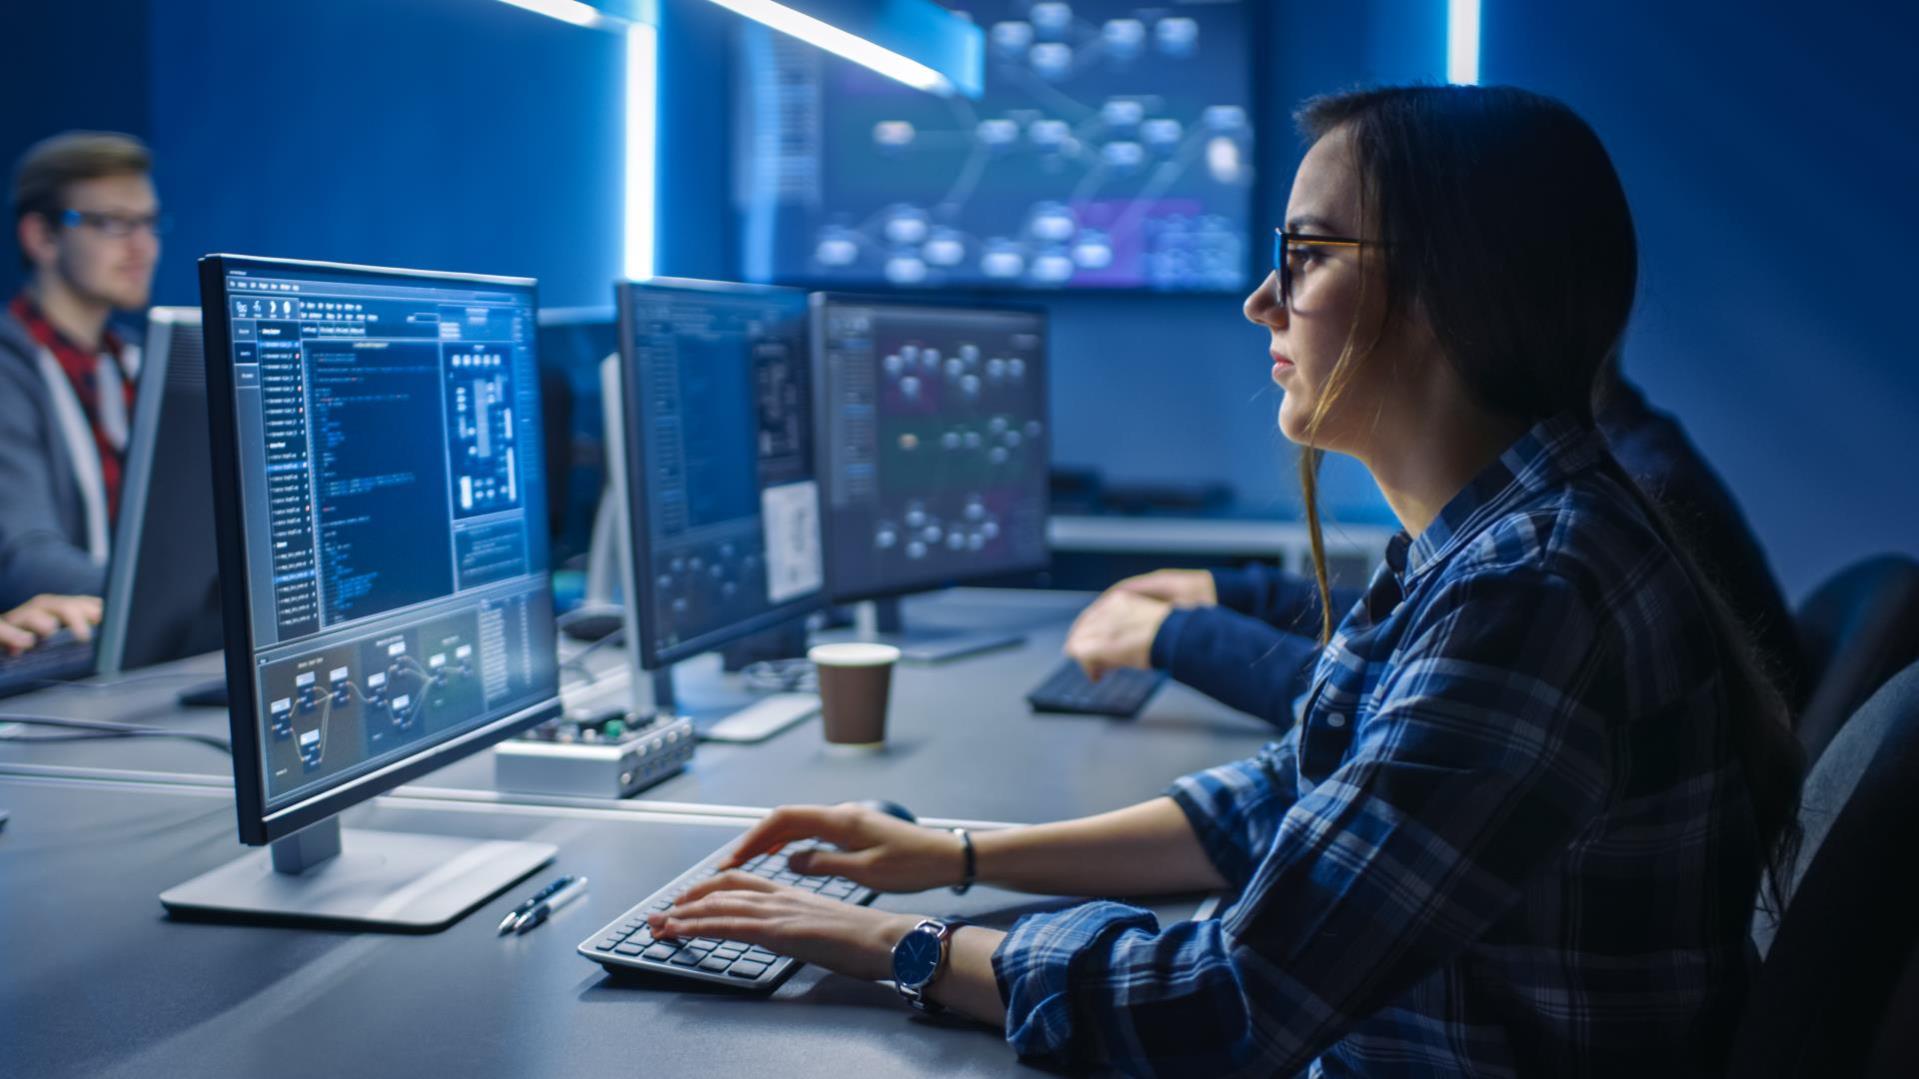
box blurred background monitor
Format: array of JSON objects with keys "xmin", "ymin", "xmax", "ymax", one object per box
[
  {"xmin": 534, "ymin": 306, "xmax": 617, "ymax": 593},
  {"xmin": 735, "ymin": 1, "xmax": 1257, "ymax": 293},
  {"xmin": 95, "ymin": 306, "xmax": 224, "ymax": 678}
]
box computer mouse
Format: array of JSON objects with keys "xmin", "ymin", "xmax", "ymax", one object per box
[
  {"xmin": 858, "ymin": 799, "xmax": 917, "ymax": 825},
  {"xmin": 561, "ymin": 610, "xmax": 625, "ymax": 642}
]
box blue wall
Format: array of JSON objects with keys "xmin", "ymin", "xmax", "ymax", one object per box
[
  {"xmin": 1481, "ymin": 0, "xmax": 1919, "ymax": 596},
  {"xmin": 7, "ymin": 0, "xmax": 1911, "ymax": 598},
  {"xmin": 1, "ymin": 0, "xmax": 625, "ymax": 310},
  {"xmin": 144, "ymin": 0, "xmax": 625, "ymax": 309},
  {"xmin": 0, "ymin": 0, "xmax": 152, "ymax": 302}
]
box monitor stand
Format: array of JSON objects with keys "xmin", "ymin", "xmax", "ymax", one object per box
[
  {"xmin": 649, "ymin": 658, "xmax": 819, "ymax": 744},
  {"xmin": 159, "ymin": 815, "xmax": 555, "ymax": 932},
  {"xmin": 847, "ymin": 597, "xmax": 1024, "ymax": 665}
]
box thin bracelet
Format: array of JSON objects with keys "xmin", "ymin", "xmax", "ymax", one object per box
[{"xmin": 950, "ymin": 827, "xmax": 976, "ymax": 895}]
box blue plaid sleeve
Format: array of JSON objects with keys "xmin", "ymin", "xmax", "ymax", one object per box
[
  {"xmin": 991, "ymin": 566, "xmax": 1614, "ymax": 1075},
  {"xmin": 1164, "ymin": 731, "xmax": 1301, "ymax": 889}
]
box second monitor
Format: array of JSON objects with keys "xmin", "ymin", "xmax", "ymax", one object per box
[
  {"xmin": 606, "ymin": 278, "xmax": 826, "ymax": 738},
  {"xmin": 812, "ymin": 294, "xmax": 1050, "ymax": 661}
]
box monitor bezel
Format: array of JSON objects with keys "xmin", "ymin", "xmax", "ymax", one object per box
[
  {"xmin": 613, "ymin": 277, "xmax": 827, "ymax": 670},
  {"xmin": 200, "ymin": 253, "xmax": 563, "ymax": 847},
  {"xmin": 808, "ymin": 291, "xmax": 1053, "ymax": 605},
  {"xmin": 94, "ymin": 307, "xmax": 208, "ymax": 676}
]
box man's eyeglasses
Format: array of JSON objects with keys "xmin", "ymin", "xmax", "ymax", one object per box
[
  {"xmin": 1273, "ymin": 228, "xmax": 1369, "ymax": 310},
  {"xmin": 59, "ymin": 208, "xmax": 171, "ymax": 239}
]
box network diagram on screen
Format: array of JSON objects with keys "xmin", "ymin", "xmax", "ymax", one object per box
[
  {"xmin": 739, "ymin": 0, "xmax": 1255, "ymax": 292},
  {"xmin": 817, "ymin": 300, "xmax": 1048, "ymax": 598},
  {"xmin": 219, "ymin": 268, "xmax": 554, "ymax": 805}
]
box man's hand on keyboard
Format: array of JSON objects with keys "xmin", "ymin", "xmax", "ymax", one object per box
[
  {"xmin": 1, "ymin": 593, "xmax": 101, "ymax": 654},
  {"xmin": 719, "ymin": 803, "xmax": 966, "ymax": 894},
  {"xmin": 648, "ymin": 872, "xmax": 918, "ymax": 983},
  {"xmin": 1064, "ymin": 588, "xmax": 1170, "ymax": 681}
]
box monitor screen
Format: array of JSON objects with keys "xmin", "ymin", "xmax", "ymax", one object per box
[
  {"xmin": 203, "ymin": 257, "xmax": 559, "ymax": 831},
  {"xmin": 812, "ymin": 295, "xmax": 1049, "ymax": 600},
  {"xmin": 616, "ymin": 279, "xmax": 824, "ymax": 667},
  {"xmin": 96, "ymin": 308, "xmax": 223, "ymax": 675},
  {"xmin": 736, "ymin": 1, "xmax": 1257, "ymax": 293},
  {"xmin": 535, "ymin": 307, "xmax": 618, "ymax": 571}
]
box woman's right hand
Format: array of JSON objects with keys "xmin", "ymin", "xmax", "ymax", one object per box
[{"xmin": 719, "ymin": 802, "xmax": 967, "ymax": 895}]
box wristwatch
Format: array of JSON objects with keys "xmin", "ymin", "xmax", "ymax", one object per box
[{"xmin": 890, "ymin": 917, "xmax": 962, "ymax": 1012}]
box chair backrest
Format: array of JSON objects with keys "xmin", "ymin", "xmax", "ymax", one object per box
[
  {"xmin": 1793, "ymin": 554, "xmax": 1919, "ymax": 765},
  {"xmin": 1733, "ymin": 659, "xmax": 1919, "ymax": 1076}
]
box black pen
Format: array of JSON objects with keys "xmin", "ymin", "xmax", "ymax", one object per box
[
  {"xmin": 513, "ymin": 876, "xmax": 589, "ymax": 934},
  {"xmin": 497, "ymin": 874, "xmax": 578, "ymax": 935}
]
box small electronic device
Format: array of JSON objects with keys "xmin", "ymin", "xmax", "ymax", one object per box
[{"xmin": 494, "ymin": 715, "xmax": 696, "ymax": 799}]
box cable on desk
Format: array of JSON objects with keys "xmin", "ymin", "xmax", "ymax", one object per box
[
  {"xmin": 29, "ymin": 669, "xmax": 217, "ymax": 694},
  {"xmin": 560, "ymin": 628, "xmax": 624, "ymax": 685},
  {"xmin": 0, "ymin": 713, "xmax": 232, "ymax": 754}
]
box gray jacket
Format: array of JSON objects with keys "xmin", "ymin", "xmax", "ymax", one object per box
[{"xmin": 0, "ymin": 307, "xmax": 110, "ymax": 608}]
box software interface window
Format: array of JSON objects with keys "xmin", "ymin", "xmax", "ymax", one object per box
[
  {"xmin": 816, "ymin": 300, "xmax": 1049, "ymax": 599},
  {"xmin": 624, "ymin": 286, "xmax": 824, "ymax": 657},
  {"xmin": 218, "ymin": 266, "xmax": 556, "ymax": 806},
  {"xmin": 739, "ymin": 0, "xmax": 1255, "ymax": 291}
]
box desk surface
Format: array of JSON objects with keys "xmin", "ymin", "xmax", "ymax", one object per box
[
  {"xmin": 0, "ymin": 590, "xmax": 1278, "ymax": 824},
  {"xmin": 0, "ymin": 773, "xmax": 1203, "ymax": 1078}
]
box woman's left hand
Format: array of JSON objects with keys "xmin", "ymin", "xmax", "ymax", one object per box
[{"xmin": 648, "ymin": 872, "xmax": 921, "ymax": 982}]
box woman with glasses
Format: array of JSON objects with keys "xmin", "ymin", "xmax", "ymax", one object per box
[{"xmin": 645, "ymin": 86, "xmax": 1804, "ymax": 1076}]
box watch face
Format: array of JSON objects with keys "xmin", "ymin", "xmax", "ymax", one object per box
[{"xmin": 891, "ymin": 926, "xmax": 942, "ymax": 986}]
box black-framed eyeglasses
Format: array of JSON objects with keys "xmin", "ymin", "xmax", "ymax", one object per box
[
  {"xmin": 1273, "ymin": 227, "xmax": 1369, "ymax": 310},
  {"xmin": 59, "ymin": 208, "xmax": 171, "ymax": 238}
]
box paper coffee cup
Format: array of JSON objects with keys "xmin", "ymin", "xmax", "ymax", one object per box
[{"xmin": 807, "ymin": 642, "xmax": 900, "ymax": 748}]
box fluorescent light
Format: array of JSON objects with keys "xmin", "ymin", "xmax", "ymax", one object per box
[
  {"xmin": 496, "ymin": 0, "xmax": 608, "ymax": 29},
  {"xmin": 702, "ymin": 0, "xmax": 952, "ymax": 94},
  {"xmin": 624, "ymin": 22, "xmax": 657, "ymax": 281},
  {"xmin": 1448, "ymin": 0, "xmax": 1480, "ymax": 85}
]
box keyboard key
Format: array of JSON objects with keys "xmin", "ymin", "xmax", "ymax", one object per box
[
  {"xmin": 615, "ymin": 942, "xmax": 646, "ymax": 956},
  {"xmin": 746, "ymin": 947, "xmax": 778, "ymax": 962},
  {"xmin": 597, "ymin": 936, "xmax": 625, "ymax": 950},
  {"xmin": 642, "ymin": 944, "xmax": 677, "ymax": 961},
  {"xmin": 669, "ymin": 951, "xmax": 704, "ymax": 967},
  {"xmin": 729, "ymin": 960, "xmax": 768, "ymax": 979},
  {"xmin": 691, "ymin": 938, "xmax": 722, "ymax": 950},
  {"xmin": 698, "ymin": 955, "xmax": 733, "ymax": 973},
  {"xmin": 715, "ymin": 945, "xmax": 746, "ymax": 960}
]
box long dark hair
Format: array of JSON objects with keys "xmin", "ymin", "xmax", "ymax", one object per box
[{"xmin": 1290, "ymin": 85, "xmax": 1802, "ymax": 911}]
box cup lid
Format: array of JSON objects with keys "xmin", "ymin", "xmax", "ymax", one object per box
[{"xmin": 807, "ymin": 642, "xmax": 902, "ymax": 667}]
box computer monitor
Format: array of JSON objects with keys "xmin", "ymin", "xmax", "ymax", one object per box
[
  {"xmin": 604, "ymin": 278, "xmax": 826, "ymax": 730},
  {"xmin": 161, "ymin": 256, "xmax": 562, "ymax": 931},
  {"xmin": 95, "ymin": 308, "xmax": 224, "ymax": 676},
  {"xmin": 735, "ymin": 1, "xmax": 1258, "ymax": 293},
  {"xmin": 534, "ymin": 306, "xmax": 617, "ymax": 575},
  {"xmin": 811, "ymin": 294, "xmax": 1049, "ymax": 661}
]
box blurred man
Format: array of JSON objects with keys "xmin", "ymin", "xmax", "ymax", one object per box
[{"xmin": 0, "ymin": 132, "xmax": 161, "ymax": 641}]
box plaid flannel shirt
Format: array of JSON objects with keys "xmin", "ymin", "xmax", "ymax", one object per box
[{"xmin": 992, "ymin": 415, "xmax": 1763, "ymax": 1077}]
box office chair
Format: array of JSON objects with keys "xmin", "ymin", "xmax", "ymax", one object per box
[
  {"xmin": 1792, "ymin": 554, "xmax": 1919, "ymax": 766},
  {"xmin": 1732, "ymin": 659, "xmax": 1919, "ymax": 1077}
]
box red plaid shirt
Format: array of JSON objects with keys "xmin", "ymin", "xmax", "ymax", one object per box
[{"xmin": 9, "ymin": 292, "xmax": 135, "ymax": 521}]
